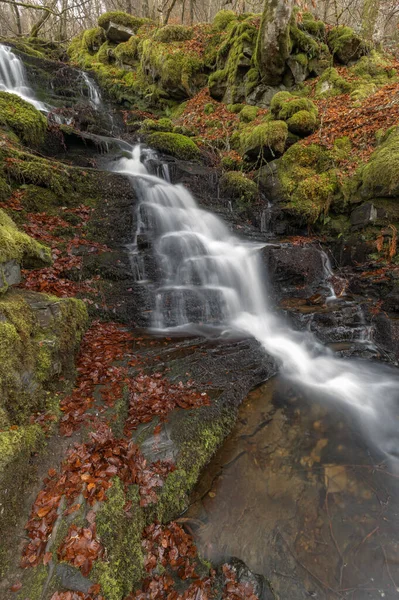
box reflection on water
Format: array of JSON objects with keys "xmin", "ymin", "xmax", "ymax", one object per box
[{"xmin": 186, "ymin": 378, "xmax": 399, "ymax": 599}]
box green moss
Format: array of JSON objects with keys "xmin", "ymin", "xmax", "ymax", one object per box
[
  {"xmin": 271, "ymin": 93, "xmax": 317, "ymax": 121},
  {"xmin": 153, "ymin": 24, "xmax": 193, "ymax": 43},
  {"xmin": 290, "ymin": 24, "xmax": 321, "ymax": 58},
  {"xmin": 221, "ymin": 155, "xmax": 242, "ymax": 171},
  {"xmin": 0, "ymin": 208, "xmax": 51, "ymax": 266},
  {"xmin": 140, "ymin": 117, "xmax": 173, "ymax": 132},
  {"xmin": 156, "ymin": 406, "xmax": 235, "ymax": 522},
  {"xmin": 239, "ymin": 105, "xmax": 258, "ymax": 122},
  {"xmin": 331, "ymin": 136, "xmax": 352, "ymax": 161},
  {"xmin": 227, "ymin": 103, "xmax": 245, "ymax": 114},
  {"xmin": 299, "ymin": 12, "xmax": 325, "ymax": 38},
  {"xmin": 287, "ymin": 109, "xmax": 318, "ymax": 136},
  {"xmin": 278, "ymin": 143, "xmax": 338, "ymax": 222},
  {"xmin": 240, "ymin": 120, "xmax": 288, "ymax": 163},
  {"xmin": 315, "ymin": 67, "xmax": 351, "ymax": 97},
  {"xmin": 219, "ymin": 171, "xmax": 258, "ymax": 212},
  {"xmin": 98, "ymin": 11, "xmax": 150, "ymax": 32},
  {"xmin": 0, "ymin": 176, "xmax": 11, "ymax": 203},
  {"xmin": 93, "ymin": 478, "xmax": 144, "ymax": 600},
  {"xmin": 204, "ymin": 102, "xmax": 215, "ymax": 115},
  {"xmin": 360, "ymin": 127, "xmax": 399, "ymax": 198},
  {"xmin": 327, "ymin": 25, "xmax": 371, "ymax": 64},
  {"xmin": 269, "ymin": 91, "xmax": 293, "ymax": 117},
  {"xmin": 212, "ymin": 10, "xmax": 236, "ymax": 31},
  {"xmin": 0, "ymin": 424, "xmax": 45, "ymax": 577},
  {"xmin": 351, "ymin": 51, "xmax": 393, "ymax": 80},
  {"xmin": 82, "ymin": 27, "xmax": 106, "ymax": 54},
  {"xmin": 147, "ymin": 132, "xmax": 200, "ymax": 160},
  {"xmin": 0, "ymin": 91, "xmax": 47, "ymax": 147},
  {"xmin": 114, "ymin": 36, "xmax": 138, "ymax": 65},
  {"xmin": 350, "ymin": 82, "xmax": 377, "ymax": 103}
]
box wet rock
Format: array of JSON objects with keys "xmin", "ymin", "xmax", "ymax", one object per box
[
  {"xmin": 247, "ymin": 84, "xmax": 286, "ymax": 108},
  {"xmin": 56, "ymin": 563, "xmax": 93, "ymax": 593},
  {"xmin": 105, "ymin": 21, "xmax": 134, "ymax": 42},
  {"xmin": 350, "ymin": 202, "xmax": 386, "ymax": 229},
  {"xmin": 217, "ymin": 558, "xmax": 275, "ymax": 600},
  {"xmin": 263, "ymin": 244, "xmax": 326, "ymax": 299},
  {"xmin": 286, "ymin": 55, "xmax": 309, "ymax": 83}
]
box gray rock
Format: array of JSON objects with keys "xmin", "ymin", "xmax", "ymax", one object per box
[
  {"xmin": 0, "ymin": 259, "xmax": 21, "ymax": 293},
  {"xmin": 247, "ymin": 83, "xmax": 286, "ymax": 108},
  {"xmin": 255, "ymin": 160, "xmax": 285, "ymax": 204},
  {"xmin": 350, "ymin": 202, "xmax": 386, "ymax": 229},
  {"xmin": 286, "ymin": 55, "xmax": 309, "ymax": 83},
  {"xmin": 56, "ymin": 563, "xmax": 93, "ymax": 593},
  {"xmin": 106, "ymin": 21, "xmax": 134, "ymax": 42}
]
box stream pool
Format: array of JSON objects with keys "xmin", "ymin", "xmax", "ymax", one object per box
[{"xmin": 186, "ymin": 377, "xmax": 399, "ymax": 599}]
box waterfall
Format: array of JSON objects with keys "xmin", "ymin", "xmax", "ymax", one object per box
[
  {"xmin": 0, "ymin": 45, "xmax": 49, "ymax": 112},
  {"xmin": 80, "ymin": 71, "xmax": 102, "ymax": 108},
  {"xmin": 115, "ymin": 146, "xmax": 399, "ymax": 460}
]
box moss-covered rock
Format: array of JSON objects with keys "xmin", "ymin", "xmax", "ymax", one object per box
[
  {"xmin": 360, "ymin": 127, "xmax": 399, "ymax": 198},
  {"xmin": 240, "ymin": 120, "xmax": 288, "ymax": 163},
  {"xmin": 82, "ymin": 27, "xmax": 106, "ymax": 54},
  {"xmin": 113, "ymin": 36, "xmax": 138, "ymax": 66},
  {"xmin": 0, "ymin": 209, "xmax": 51, "ymax": 268},
  {"xmin": 0, "ymin": 290, "xmax": 87, "ymax": 576},
  {"xmin": 0, "ymin": 92, "xmax": 47, "ymax": 147},
  {"xmin": 239, "ymin": 105, "xmax": 258, "ymax": 122},
  {"xmin": 327, "ymin": 25, "xmax": 371, "ymax": 64},
  {"xmin": 212, "ymin": 10, "xmax": 236, "ymax": 32},
  {"xmin": 287, "ymin": 109, "xmax": 318, "ymax": 136},
  {"xmin": 315, "ymin": 67, "xmax": 351, "ymax": 97},
  {"xmin": 98, "ymin": 11, "xmax": 150, "ymax": 33},
  {"xmin": 278, "ymin": 143, "xmax": 338, "ymax": 222},
  {"xmin": 219, "ymin": 171, "xmax": 258, "ymax": 212},
  {"xmin": 140, "ymin": 117, "xmax": 173, "ymax": 133},
  {"xmin": 93, "ymin": 478, "xmax": 144, "ymax": 600},
  {"xmin": 299, "ymin": 12, "xmax": 325, "ymax": 38},
  {"xmin": 147, "ymin": 132, "xmax": 200, "ymax": 160},
  {"xmin": 153, "ymin": 24, "xmax": 193, "ymax": 43}
]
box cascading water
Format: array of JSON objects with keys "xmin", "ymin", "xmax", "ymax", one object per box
[
  {"xmin": 114, "ymin": 145, "xmax": 399, "ymax": 461},
  {"xmin": 80, "ymin": 71, "xmax": 102, "ymax": 108},
  {"xmin": 0, "ymin": 44, "xmax": 49, "ymax": 111}
]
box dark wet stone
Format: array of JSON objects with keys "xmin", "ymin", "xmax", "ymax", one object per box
[
  {"xmin": 56, "ymin": 564, "xmax": 93, "ymax": 593},
  {"xmin": 105, "ymin": 21, "xmax": 135, "ymax": 42},
  {"xmin": 0, "ymin": 259, "xmax": 21, "ymax": 291},
  {"xmin": 350, "ymin": 202, "xmax": 386, "ymax": 229}
]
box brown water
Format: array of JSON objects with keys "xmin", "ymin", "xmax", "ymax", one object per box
[{"xmin": 186, "ymin": 377, "xmax": 399, "ymax": 600}]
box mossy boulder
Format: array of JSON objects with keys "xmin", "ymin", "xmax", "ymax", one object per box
[
  {"xmin": 278, "ymin": 143, "xmax": 338, "ymax": 222},
  {"xmin": 315, "ymin": 67, "xmax": 351, "ymax": 97},
  {"xmin": 98, "ymin": 11, "xmax": 150, "ymax": 33},
  {"xmin": 113, "ymin": 36, "xmax": 138, "ymax": 66},
  {"xmin": 0, "ymin": 209, "xmax": 51, "ymax": 270},
  {"xmin": 299, "ymin": 12, "xmax": 325, "ymax": 38},
  {"xmin": 140, "ymin": 38, "xmax": 205, "ymax": 99},
  {"xmin": 327, "ymin": 25, "xmax": 371, "ymax": 64},
  {"xmin": 360, "ymin": 127, "xmax": 399, "ymax": 198},
  {"xmin": 0, "ymin": 92, "xmax": 47, "ymax": 147},
  {"xmin": 219, "ymin": 171, "xmax": 258, "ymax": 212},
  {"xmin": 240, "ymin": 120, "xmax": 288, "ymax": 163},
  {"xmin": 287, "ymin": 109, "xmax": 318, "ymax": 136},
  {"xmin": 212, "ymin": 10, "xmax": 236, "ymax": 32},
  {"xmin": 153, "ymin": 24, "xmax": 193, "ymax": 43},
  {"xmin": 147, "ymin": 132, "xmax": 200, "ymax": 160},
  {"xmin": 0, "ymin": 290, "xmax": 87, "ymax": 576},
  {"xmin": 82, "ymin": 27, "xmax": 106, "ymax": 54},
  {"xmin": 239, "ymin": 105, "xmax": 258, "ymax": 122},
  {"xmin": 140, "ymin": 118, "xmax": 173, "ymax": 133}
]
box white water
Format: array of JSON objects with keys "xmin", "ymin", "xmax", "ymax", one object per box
[
  {"xmin": 0, "ymin": 45, "xmax": 50, "ymax": 112},
  {"xmin": 113, "ymin": 147, "xmax": 399, "ymax": 459},
  {"xmin": 80, "ymin": 71, "xmax": 102, "ymax": 107}
]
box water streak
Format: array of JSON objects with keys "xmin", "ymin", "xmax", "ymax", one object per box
[
  {"xmin": 115, "ymin": 146, "xmax": 399, "ymax": 460},
  {"xmin": 0, "ymin": 45, "xmax": 49, "ymax": 111}
]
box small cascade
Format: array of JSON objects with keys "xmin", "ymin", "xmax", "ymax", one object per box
[
  {"xmin": 80, "ymin": 71, "xmax": 102, "ymax": 108},
  {"xmin": 356, "ymin": 304, "xmax": 376, "ymax": 348},
  {"xmin": 112, "ymin": 145, "xmax": 399, "ymax": 461},
  {"xmin": 0, "ymin": 45, "xmax": 49, "ymax": 112},
  {"xmin": 260, "ymin": 200, "xmax": 272, "ymax": 234},
  {"xmin": 320, "ymin": 248, "xmax": 338, "ymax": 301}
]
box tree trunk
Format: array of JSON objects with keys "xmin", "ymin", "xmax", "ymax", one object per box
[
  {"xmin": 255, "ymin": 0, "xmax": 294, "ymax": 86},
  {"xmin": 361, "ymin": 0, "xmax": 380, "ymax": 40},
  {"xmin": 30, "ymin": 10, "xmax": 52, "ymax": 37},
  {"xmin": 11, "ymin": 0, "xmax": 22, "ymax": 35}
]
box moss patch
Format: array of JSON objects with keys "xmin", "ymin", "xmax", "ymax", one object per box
[
  {"xmin": 240, "ymin": 120, "xmax": 288, "ymax": 163},
  {"xmin": 360, "ymin": 127, "xmax": 399, "ymax": 198},
  {"xmin": 219, "ymin": 171, "xmax": 258, "ymax": 212},
  {"xmin": 147, "ymin": 132, "xmax": 200, "ymax": 160},
  {"xmin": 0, "ymin": 208, "xmax": 51, "ymax": 267},
  {"xmin": 327, "ymin": 25, "xmax": 371, "ymax": 64},
  {"xmin": 93, "ymin": 478, "xmax": 144, "ymax": 600},
  {"xmin": 0, "ymin": 91, "xmax": 47, "ymax": 147}
]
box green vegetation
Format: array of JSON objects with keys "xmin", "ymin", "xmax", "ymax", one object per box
[
  {"xmin": 98, "ymin": 11, "xmax": 150, "ymax": 32},
  {"xmin": 278, "ymin": 143, "xmax": 338, "ymax": 222},
  {"xmin": 0, "ymin": 209, "xmax": 51, "ymax": 267},
  {"xmin": 219, "ymin": 171, "xmax": 258, "ymax": 212},
  {"xmin": 315, "ymin": 67, "xmax": 351, "ymax": 97},
  {"xmin": 147, "ymin": 132, "xmax": 201, "ymax": 160},
  {"xmin": 327, "ymin": 25, "xmax": 371, "ymax": 64},
  {"xmin": 153, "ymin": 24, "xmax": 193, "ymax": 43},
  {"xmin": 360, "ymin": 127, "xmax": 399, "ymax": 198},
  {"xmin": 0, "ymin": 92, "xmax": 47, "ymax": 146},
  {"xmin": 240, "ymin": 120, "xmax": 288, "ymax": 163},
  {"xmin": 93, "ymin": 478, "xmax": 144, "ymax": 600}
]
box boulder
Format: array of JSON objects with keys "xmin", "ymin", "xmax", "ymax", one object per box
[
  {"xmin": 0, "ymin": 260, "xmax": 21, "ymax": 293},
  {"xmin": 350, "ymin": 202, "xmax": 385, "ymax": 229},
  {"xmin": 105, "ymin": 21, "xmax": 134, "ymax": 42}
]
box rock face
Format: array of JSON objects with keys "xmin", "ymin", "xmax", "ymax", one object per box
[
  {"xmin": 255, "ymin": 0, "xmax": 294, "ymax": 85},
  {"xmin": 0, "ymin": 260, "xmax": 21, "ymax": 291},
  {"xmin": 105, "ymin": 21, "xmax": 134, "ymax": 43}
]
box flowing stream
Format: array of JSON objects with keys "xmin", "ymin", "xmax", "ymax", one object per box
[
  {"xmin": 0, "ymin": 45, "xmax": 49, "ymax": 111},
  {"xmin": 113, "ymin": 146, "xmax": 399, "ymax": 462}
]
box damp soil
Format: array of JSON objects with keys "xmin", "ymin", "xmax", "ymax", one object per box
[{"xmin": 185, "ymin": 376, "xmax": 399, "ymax": 600}]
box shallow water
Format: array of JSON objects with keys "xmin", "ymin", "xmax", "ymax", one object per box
[{"xmin": 186, "ymin": 377, "xmax": 399, "ymax": 599}]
